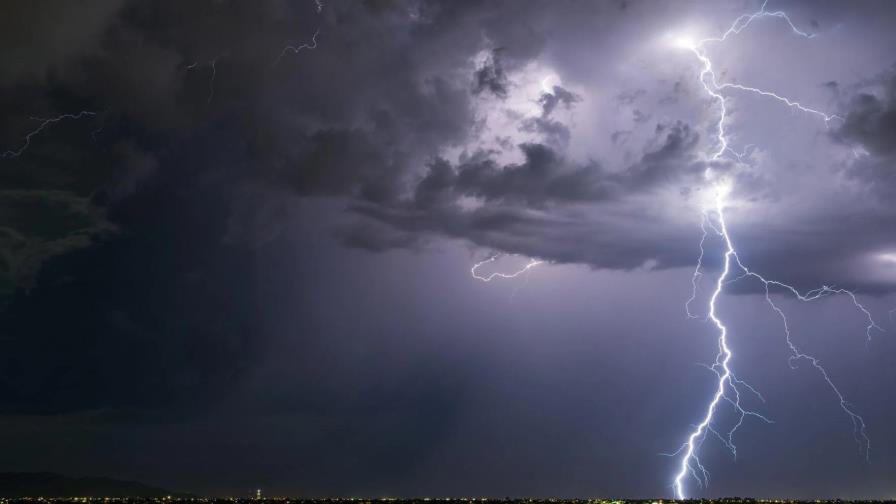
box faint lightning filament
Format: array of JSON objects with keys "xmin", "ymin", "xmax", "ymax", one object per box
[
  {"xmin": 274, "ymin": 29, "xmax": 319, "ymax": 66},
  {"xmin": 2, "ymin": 111, "xmax": 97, "ymax": 159}
]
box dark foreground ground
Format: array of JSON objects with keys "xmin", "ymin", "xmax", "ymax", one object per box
[{"xmin": 0, "ymin": 499, "xmax": 894, "ymax": 504}]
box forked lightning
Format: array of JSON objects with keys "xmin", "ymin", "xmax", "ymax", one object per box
[{"xmin": 671, "ymin": 1, "xmax": 881, "ymax": 498}]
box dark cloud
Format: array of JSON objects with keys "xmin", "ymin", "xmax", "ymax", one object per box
[
  {"xmin": 835, "ymin": 70, "xmax": 896, "ymax": 158},
  {"xmin": 0, "ymin": 142, "xmax": 260, "ymax": 414},
  {"xmin": 347, "ymin": 120, "xmax": 707, "ymax": 268},
  {"xmin": 442, "ymin": 143, "xmax": 611, "ymax": 206},
  {"xmin": 540, "ymin": 85, "xmax": 581, "ymax": 115},
  {"xmin": 473, "ymin": 49, "xmax": 510, "ymax": 99},
  {"xmin": 616, "ymin": 88, "xmax": 646, "ymax": 105},
  {"xmin": 0, "ymin": 190, "xmax": 114, "ymax": 298},
  {"xmin": 1, "ymin": 1, "xmax": 896, "ymax": 496},
  {"xmin": 0, "ymin": 0, "xmax": 570, "ymax": 416},
  {"xmin": 0, "ymin": 0, "xmax": 125, "ymax": 87},
  {"xmin": 2, "ymin": 0, "xmax": 893, "ymax": 337},
  {"xmin": 519, "ymin": 85, "xmax": 583, "ymax": 148}
]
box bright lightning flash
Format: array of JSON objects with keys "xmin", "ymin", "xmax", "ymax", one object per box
[
  {"xmin": 671, "ymin": 35, "xmax": 698, "ymax": 51},
  {"xmin": 670, "ymin": 1, "xmax": 882, "ymax": 499},
  {"xmin": 541, "ymin": 74, "xmax": 562, "ymax": 94},
  {"xmin": 471, "ymin": 255, "xmax": 543, "ymax": 282}
]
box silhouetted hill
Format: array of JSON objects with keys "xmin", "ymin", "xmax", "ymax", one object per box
[{"xmin": 0, "ymin": 472, "xmax": 188, "ymax": 497}]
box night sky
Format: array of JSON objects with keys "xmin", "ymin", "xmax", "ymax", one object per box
[{"xmin": 1, "ymin": 0, "xmax": 896, "ymax": 499}]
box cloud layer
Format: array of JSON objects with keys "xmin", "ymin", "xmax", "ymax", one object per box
[{"xmin": 0, "ymin": 0, "xmax": 894, "ymax": 440}]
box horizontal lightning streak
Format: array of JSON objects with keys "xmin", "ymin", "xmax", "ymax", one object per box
[
  {"xmin": 471, "ymin": 255, "xmax": 543, "ymax": 282},
  {"xmin": 716, "ymin": 82, "xmax": 841, "ymax": 122}
]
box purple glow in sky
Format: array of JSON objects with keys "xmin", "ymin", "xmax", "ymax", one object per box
[{"xmin": 1, "ymin": 0, "xmax": 896, "ymax": 499}]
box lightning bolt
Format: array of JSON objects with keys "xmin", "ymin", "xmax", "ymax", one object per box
[
  {"xmin": 91, "ymin": 127, "xmax": 104, "ymax": 143},
  {"xmin": 471, "ymin": 254, "xmax": 543, "ymax": 282},
  {"xmin": 185, "ymin": 55, "xmax": 226, "ymax": 104},
  {"xmin": 2, "ymin": 111, "xmax": 97, "ymax": 159},
  {"xmin": 274, "ymin": 0, "xmax": 323, "ymax": 66},
  {"xmin": 671, "ymin": 1, "xmax": 882, "ymax": 498},
  {"xmin": 274, "ymin": 29, "xmax": 319, "ymax": 66},
  {"xmin": 208, "ymin": 57, "xmax": 219, "ymax": 104}
]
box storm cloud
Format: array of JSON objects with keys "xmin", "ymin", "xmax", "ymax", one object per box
[{"xmin": 1, "ymin": 0, "xmax": 896, "ymax": 498}]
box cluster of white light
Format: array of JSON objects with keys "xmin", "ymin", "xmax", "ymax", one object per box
[
  {"xmin": 540, "ymin": 74, "xmax": 562, "ymax": 94},
  {"xmin": 670, "ymin": 1, "xmax": 882, "ymax": 499}
]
